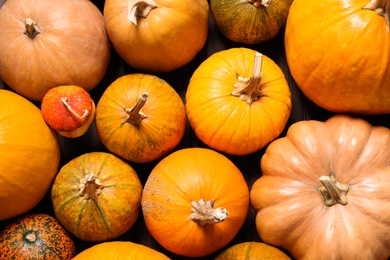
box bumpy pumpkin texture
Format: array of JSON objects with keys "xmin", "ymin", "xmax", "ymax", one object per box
[
  {"xmin": 250, "ymin": 114, "xmax": 390, "ymax": 259},
  {"xmin": 0, "ymin": 89, "xmax": 60, "ymax": 221}
]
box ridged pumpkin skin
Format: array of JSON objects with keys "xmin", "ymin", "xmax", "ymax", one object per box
[
  {"xmin": 0, "ymin": 89, "xmax": 60, "ymax": 221},
  {"xmin": 51, "ymin": 152, "xmax": 143, "ymax": 242},
  {"xmin": 95, "ymin": 73, "xmax": 186, "ymax": 163},
  {"xmin": 0, "ymin": 213, "xmax": 76, "ymax": 259},
  {"xmin": 104, "ymin": 0, "xmax": 209, "ymax": 73},
  {"xmin": 250, "ymin": 114, "xmax": 390, "ymax": 259},
  {"xmin": 0, "ymin": 0, "xmax": 110, "ymax": 101},
  {"xmin": 215, "ymin": 242, "xmax": 291, "ymax": 260},
  {"xmin": 186, "ymin": 48, "xmax": 292, "ymax": 156},
  {"xmin": 211, "ymin": 0, "xmax": 294, "ymax": 44},
  {"xmin": 141, "ymin": 148, "xmax": 250, "ymax": 257},
  {"xmin": 72, "ymin": 241, "xmax": 170, "ymax": 260},
  {"xmin": 285, "ymin": 0, "xmax": 390, "ymax": 115}
]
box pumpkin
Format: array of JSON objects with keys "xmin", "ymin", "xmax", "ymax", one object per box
[
  {"xmin": 0, "ymin": 213, "xmax": 76, "ymax": 259},
  {"xmin": 210, "ymin": 0, "xmax": 294, "ymax": 44},
  {"xmin": 0, "ymin": 89, "xmax": 60, "ymax": 221},
  {"xmin": 250, "ymin": 114, "xmax": 390, "ymax": 260},
  {"xmin": 0, "ymin": 0, "xmax": 110, "ymax": 101},
  {"xmin": 103, "ymin": 0, "xmax": 209, "ymax": 73},
  {"xmin": 95, "ymin": 73, "xmax": 186, "ymax": 163},
  {"xmin": 51, "ymin": 152, "xmax": 143, "ymax": 242},
  {"xmin": 72, "ymin": 241, "xmax": 170, "ymax": 260},
  {"xmin": 284, "ymin": 0, "xmax": 390, "ymax": 115},
  {"xmin": 141, "ymin": 147, "xmax": 250, "ymax": 257},
  {"xmin": 185, "ymin": 48, "xmax": 292, "ymax": 156},
  {"xmin": 215, "ymin": 241, "xmax": 291, "ymax": 260}
]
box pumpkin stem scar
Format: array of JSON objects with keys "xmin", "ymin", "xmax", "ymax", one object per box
[
  {"xmin": 190, "ymin": 198, "xmax": 229, "ymax": 227},
  {"xmin": 25, "ymin": 232, "xmax": 37, "ymax": 243},
  {"xmin": 61, "ymin": 97, "xmax": 89, "ymax": 120},
  {"xmin": 231, "ymin": 52, "xmax": 266, "ymax": 105},
  {"xmin": 124, "ymin": 92, "xmax": 148, "ymax": 125},
  {"xmin": 24, "ymin": 18, "xmax": 41, "ymax": 39},
  {"xmin": 127, "ymin": 0, "xmax": 158, "ymax": 26},
  {"xmin": 247, "ymin": 0, "xmax": 271, "ymax": 7},
  {"xmin": 318, "ymin": 174, "xmax": 349, "ymax": 206},
  {"xmin": 79, "ymin": 172, "xmax": 104, "ymax": 201},
  {"xmin": 363, "ymin": 0, "xmax": 390, "ymax": 26}
]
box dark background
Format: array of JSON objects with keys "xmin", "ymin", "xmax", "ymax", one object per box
[{"xmin": 1, "ymin": 0, "xmax": 389, "ymax": 259}]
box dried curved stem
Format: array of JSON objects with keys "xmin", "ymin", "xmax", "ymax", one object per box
[
  {"xmin": 125, "ymin": 92, "xmax": 148, "ymax": 125},
  {"xmin": 190, "ymin": 198, "xmax": 228, "ymax": 227},
  {"xmin": 79, "ymin": 173, "xmax": 104, "ymax": 201},
  {"xmin": 127, "ymin": 0, "xmax": 158, "ymax": 25},
  {"xmin": 318, "ymin": 175, "xmax": 349, "ymax": 206},
  {"xmin": 247, "ymin": 0, "xmax": 271, "ymax": 7},
  {"xmin": 363, "ymin": 0, "xmax": 390, "ymax": 25},
  {"xmin": 61, "ymin": 97, "xmax": 89, "ymax": 120},
  {"xmin": 24, "ymin": 18, "xmax": 41, "ymax": 39}
]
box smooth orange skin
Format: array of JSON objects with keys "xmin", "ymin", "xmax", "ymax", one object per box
[
  {"xmin": 72, "ymin": 241, "xmax": 170, "ymax": 260},
  {"xmin": 95, "ymin": 73, "xmax": 186, "ymax": 163},
  {"xmin": 0, "ymin": 213, "xmax": 76, "ymax": 259},
  {"xmin": 250, "ymin": 114, "xmax": 390, "ymax": 260},
  {"xmin": 103, "ymin": 0, "xmax": 209, "ymax": 73},
  {"xmin": 215, "ymin": 242, "xmax": 291, "ymax": 260},
  {"xmin": 0, "ymin": 0, "xmax": 110, "ymax": 101},
  {"xmin": 0, "ymin": 89, "xmax": 60, "ymax": 221},
  {"xmin": 41, "ymin": 85, "xmax": 95, "ymax": 138},
  {"xmin": 51, "ymin": 152, "xmax": 143, "ymax": 242},
  {"xmin": 186, "ymin": 47, "xmax": 292, "ymax": 156},
  {"xmin": 285, "ymin": 0, "xmax": 390, "ymax": 115},
  {"xmin": 141, "ymin": 148, "xmax": 250, "ymax": 258}
]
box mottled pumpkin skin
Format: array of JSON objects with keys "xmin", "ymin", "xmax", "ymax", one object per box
[
  {"xmin": 215, "ymin": 242, "xmax": 291, "ymax": 260},
  {"xmin": 51, "ymin": 152, "xmax": 143, "ymax": 242},
  {"xmin": 141, "ymin": 148, "xmax": 250, "ymax": 257},
  {"xmin": 72, "ymin": 241, "xmax": 171, "ymax": 259},
  {"xmin": 95, "ymin": 73, "xmax": 186, "ymax": 163},
  {"xmin": 210, "ymin": 0, "xmax": 294, "ymax": 44},
  {"xmin": 0, "ymin": 213, "xmax": 76, "ymax": 259}
]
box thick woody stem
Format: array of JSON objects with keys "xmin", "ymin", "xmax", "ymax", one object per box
[
  {"xmin": 61, "ymin": 97, "xmax": 89, "ymax": 120},
  {"xmin": 79, "ymin": 173, "xmax": 104, "ymax": 201},
  {"xmin": 190, "ymin": 198, "xmax": 229, "ymax": 227},
  {"xmin": 247, "ymin": 0, "xmax": 271, "ymax": 7},
  {"xmin": 363, "ymin": 0, "xmax": 390, "ymax": 25},
  {"xmin": 24, "ymin": 18, "xmax": 41, "ymax": 39},
  {"xmin": 127, "ymin": 0, "xmax": 158, "ymax": 25},
  {"xmin": 318, "ymin": 175, "xmax": 349, "ymax": 206},
  {"xmin": 125, "ymin": 92, "xmax": 148, "ymax": 125}
]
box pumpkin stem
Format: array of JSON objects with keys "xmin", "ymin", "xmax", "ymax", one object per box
[
  {"xmin": 24, "ymin": 18, "xmax": 41, "ymax": 39},
  {"xmin": 79, "ymin": 173, "xmax": 104, "ymax": 201},
  {"xmin": 25, "ymin": 232, "xmax": 37, "ymax": 243},
  {"xmin": 247, "ymin": 0, "xmax": 271, "ymax": 7},
  {"xmin": 127, "ymin": 0, "xmax": 158, "ymax": 25},
  {"xmin": 125, "ymin": 92, "xmax": 148, "ymax": 125},
  {"xmin": 231, "ymin": 52, "xmax": 266, "ymax": 105},
  {"xmin": 190, "ymin": 198, "xmax": 229, "ymax": 227},
  {"xmin": 318, "ymin": 175, "xmax": 349, "ymax": 206},
  {"xmin": 61, "ymin": 97, "xmax": 89, "ymax": 120},
  {"xmin": 363, "ymin": 0, "xmax": 390, "ymax": 25}
]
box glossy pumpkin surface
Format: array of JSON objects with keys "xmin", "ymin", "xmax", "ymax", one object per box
[
  {"xmin": 215, "ymin": 242, "xmax": 291, "ymax": 260},
  {"xmin": 95, "ymin": 73, "xmax": 186, "ymax": 163},
  {"xmin": 0, "ymin": 213, "xmax": 76, "ymax": 259},
  {"xmin": 0, "ymin": 89, "xmax": 60, "ymax": 221},
  {"xmin": 186, "ymin": 47, "xmax": 292, "ymax": 155},
  {"xmin": 103, "ymin": 0, "xmax": 209, "ymax": 73},
  {"xmin": 141, "ymin": 147, "xmax": 250, "ymax": 257},
  {"xmin": 51, "ymin": 152, "xmax": 143, "ymax": 242},
  {"xmin": 72, "ymin": 241, "xmax": 170, "ymax": 259},
  {"xmin": 285, "ymin": 0, "xmax": 390, "ymax": 115},
  {"xmin": 250, "ymin": 114, "xmax": 390, "ymax": 259},
  {"xmin": 210, "ymin": 0, "xmax": 294, "ymax": 44},
  {"xmin": 0, "ymin": 0, "xmax": 110, "ymax": 101}
]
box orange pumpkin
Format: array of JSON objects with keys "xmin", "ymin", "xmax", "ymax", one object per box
[
  {"xmin": 186, "ymin": 48, "xmax": 292, "ymax": 155},
  {"xmin": 0, "ymin": 213, "xmax": 76, "ymax": 259},
  {"xmin": 141, "ymin": 147, "xmax": 250, "ymax": 257},
  {"xmin": 51, "ymin": 152, "xmax": 143, "ymax": 242},
  {"xmin": 72, "ymin": 241, "xmax": 170, "ymax": 260},
  {"xmin": 284, "ymin": 0, "xmax": 390, "ymax": 115},
  {"xmin": 95, "ymin": 73, "xmax": 186, "ymax": 163},
  {"xmin": 215, "ymin": 242, "xmax": 291, "ymax": 260},
  {"xmin": 0, "ymin": 89, "xmax": 60, "ymax": 221},
  {"xmin": 103, "ymin": 0, "xmax": 209, "ymax": 73},
  {"xmin": 0, "ymin": 0, "xmax": 110, "ymax": 101},
  {"xmin": 250, "ymin": 114, "xmax": 390, "ymax": 259}
]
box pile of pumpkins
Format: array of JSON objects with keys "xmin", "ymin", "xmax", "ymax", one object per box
[{"xmin": 0, "ymin": 0, "xmax": 389, "ymax": 259}]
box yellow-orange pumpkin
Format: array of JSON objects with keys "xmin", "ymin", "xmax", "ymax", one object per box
[
  {"xmin": 51, "ymin": 152, "xmax": 143, "ymax": 242},
  {"xmin": 0, "ymin": 89, "xmax": 60, "ymax": 220},
  {"xmin": 215, "ymin": 242, "xmax": 291, "ymax": 260}
]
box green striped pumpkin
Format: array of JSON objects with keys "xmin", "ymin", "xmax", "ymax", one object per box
[{"xmin": 51, "ymin": 152, "xmax": 142, "ymax": 242}]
